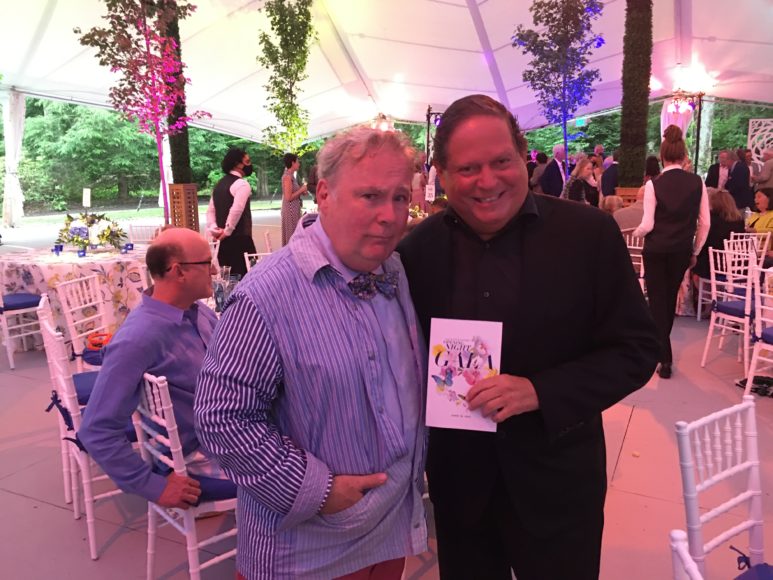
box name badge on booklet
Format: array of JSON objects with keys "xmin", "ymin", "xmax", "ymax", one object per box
[{"xmin": 426, "ymin": 318, "xmax": 502, "ymax": 432}]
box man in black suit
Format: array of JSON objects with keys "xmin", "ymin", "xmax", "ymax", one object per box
[
  {"xmin": 724, "ymin": 150, "xmax": 754, "ymax": 209},
  {"xmin": 704, "ymin": 150, "xmax": 728, "ymax": 189},
  {"xmin": 600, "ymin": 149, "xmax": 620, "ymax": 198},
  {"xmin": 539, "ymin": 143, "xmax": 566, "ymax": 197},
  {"xmin": 398, "ymin": 95, "xmax": 659, "ymax": 580}
]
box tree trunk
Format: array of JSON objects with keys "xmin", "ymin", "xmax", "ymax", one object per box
[
  {"xmin": 619, "ymin": 0, "xmax": 653, "ymax": 187},
  {"xmin": 117, "ymin": 175, "xmax": 129, "ymax": 202},
  {"xmin": 165, "ymin": 12, "xmax": 193, "ymax": 184},
  {"xmin": 697, "ymin": 99, "xmax": 715, "ymax": 178}
]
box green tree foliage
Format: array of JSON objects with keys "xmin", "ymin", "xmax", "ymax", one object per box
[
  {"xmin": 257, "ymin": 0, "xmax": 316, "ymax": 154},
  {"xmin": 619, "ymin": 0, "xmax": 653, "ymax": 186},
  {"xmin": 513, "ymin": 0, "xmax": 604, "ymax": 176},
  {"xmin": 20, "ymin": 100, "xmax": 158, "ymax": 211}
]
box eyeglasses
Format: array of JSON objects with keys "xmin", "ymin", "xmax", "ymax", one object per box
[{"xmin": 165, "ymin": 260, "xmax": 212, "ymax": 272}]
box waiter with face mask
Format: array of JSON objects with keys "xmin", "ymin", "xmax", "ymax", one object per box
[{"xmin": 206, "ymin": 147, "xmax": 257, "ymax": 277}]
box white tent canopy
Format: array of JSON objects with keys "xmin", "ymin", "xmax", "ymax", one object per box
[{"xmin": 2, "ymin": 0, "xmax": 772, "ymax": 142}]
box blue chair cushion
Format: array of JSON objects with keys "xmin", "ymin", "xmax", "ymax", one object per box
[
  {"xmin": 0, "ymin": 293, "xmax": 41, "ymax": 312},
  {"xmin": 736, "ymin": 563, "xmax": 773, "ymax": 579},
  {"xmin": 73, "ymin": 371, "xmax": 99, "ymax": 405},
  {"xmin": 192, "ymin": 474, "xmax": 237, "ymax": 503},
  {"xmin": 760, "ymin": 328, "xmax": 773, "ymax": 345},
  {"xmin": 716, "ymin": 300, "xmax": 747, "ymax": 318},
  {"xmin": 81, "ymin": 348, "xmax": 105, "ymax": 366}
]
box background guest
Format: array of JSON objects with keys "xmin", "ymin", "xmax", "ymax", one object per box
[
  {"xmin": 691, "ymin": 188, "xmax": 744, "ymax": 314},
  {"xmin": 634, "ymin": 125, "xmax": 709, "ymax": 379},
  {"xmin": 600, "ymin": 195, "xmax": 623, "ymax": 215},
  {"xmin": 411, "ymin": 154, "xmax": 428, "ymax": 211},
  {"xmin": 529, "ymin": 151, "xmax": 548, "ymax": 194},
  {"xmin": 705, "ymin": 151, "xmax": 729, "ymax": 189},
  {"xmin": 206, "ymin": 147, "xmax": 256, "ymax": 277},
  {"xmin": 561, "ymin": 158, "xmax": 598, "ymax": 206},
  {"xmin": 540, "ymin": 143, "xmax": 567, "ymax": 197},
  {"xmin": 281, "ymin": 153, "xmax": 307, "ymax": 246},
  {"xmin": 745, "ymin": 188, "xmax": 773, "ymax": 266},
  {"xmin": 600, "ymin": 149, "xmax": 620, "ymax": 199},
  {"xmin": 724, "ymin": 149, "xmax": 754, "ymax": 209},
  {"xmin": 752, "ymin": 149, "xmax": 773, "ymax": 190}
]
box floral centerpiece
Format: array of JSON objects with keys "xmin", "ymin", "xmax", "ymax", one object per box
[{"xmin": 56, "ymin": 212, "xmax": 127, "ymax": 250}]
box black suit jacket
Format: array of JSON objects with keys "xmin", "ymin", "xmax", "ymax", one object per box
[
  {"xmin": 398, "ymin": 195, "xmax": 659, "ymax": 536},
  {"xmin": 726, "ymin": 161, "xmax": 754, "ymax": 209},
  {"xmin": 705, "ymin": 162, "xmax": 720, "ymax": 188},
  {"xmin": 540, "ymin": 159, "xmax": 564, "ymax": 197},
  {"xmin": 601, "ymin": 163, "xmax": 619, "ymax": 198}
]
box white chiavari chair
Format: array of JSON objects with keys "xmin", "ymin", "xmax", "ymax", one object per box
[
  {"xmin": 701, "ymin": 248, "xmax": 755, "ymax": 374},
  {"xmin": 128, "ymin": 223, "xmax": 162, "ymax": 244},
  {"xmin": 134, "ymin": 373, "xmax": 237, "ymax": 580},
  {"xmin": 39, "ymin": 296, "xmax": 124, "ymax": 560},
  {"xmin": 745, "ymin": 266, "xmax": 773, "ymax": 397},
  {"xmin": 669, "ymin": 396, "xmax": 764, "ymax": 579},
  {"xmin": 55, "ymin": 274, "xmax": 110, "ymax": 372},
  {"xmin": 0, "ymin": 267, "xmax": 42, "ymax": 369},
  {"xmin": 730, "ymin": 231, "xmax": 771, "ymax": 269},
  {"xmin": 622, "ymin": 229, "xmax": 646, "ymax": 293}
]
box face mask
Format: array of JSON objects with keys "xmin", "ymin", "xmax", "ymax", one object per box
[{"xmin": 242, "ymin": 164, "xmax": 254, "ymax": 177}]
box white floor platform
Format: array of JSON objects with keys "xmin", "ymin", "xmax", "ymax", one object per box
[{"xmin": 2, "ymin": 300, "xmax": 773, "ymax": 578}]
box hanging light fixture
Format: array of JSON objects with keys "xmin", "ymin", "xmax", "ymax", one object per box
[{"xmin": 370, "ymin": 113, "xmax": 394, "ymax": 132}]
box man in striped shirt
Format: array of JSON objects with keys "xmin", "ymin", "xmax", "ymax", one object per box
[{"xmin": 195, "ymin": 127, "xmax": 428, "ymax": 579}]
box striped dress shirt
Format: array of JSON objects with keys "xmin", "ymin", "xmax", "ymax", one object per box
[{"xmin": 195, "ymin": 214, "xmax": 428, "ymax": 579}]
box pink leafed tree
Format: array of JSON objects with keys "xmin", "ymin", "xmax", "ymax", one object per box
[{"xmin": 76, "ymin": 0, "xmax": 208, "ymax": 223}]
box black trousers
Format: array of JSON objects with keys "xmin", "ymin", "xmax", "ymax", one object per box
[
  {"xmin": 217, "ymin": 233, "xmax": 256, "ymax": 278},
  {"xmin": 642, "ymin": 249, "xmax": 692, "ymax": 363},
  {"xmin": 432, "ymin": 478, "xmax": 603, "ymax": 580}
]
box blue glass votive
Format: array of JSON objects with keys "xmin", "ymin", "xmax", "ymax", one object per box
[
  {"xmin": 51, "ymin": 247, "xmax": 60, "ymax": 256},
  {"xmin": 120, "ymin": 248, "xmax": 128, "ymax": 255},
  {"xmin": 124, "ymin": 242, "xmax": 134, "ymax": 251},
  {"xmin": 77, "ymin": 248, "xmax": 87, "ymax": 258},
  {"xmin": 54, "ymin": 243, "xmax": 64, "ymax": 252}
]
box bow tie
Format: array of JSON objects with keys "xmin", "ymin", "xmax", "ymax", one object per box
[{"xmin": 348, "ymin": 271, "xmax": 399, "ymax": 300}]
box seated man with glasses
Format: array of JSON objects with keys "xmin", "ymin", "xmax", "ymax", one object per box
[{"xmin": 79, "ymin": 227, "xmax": 226, "ymax": 509}]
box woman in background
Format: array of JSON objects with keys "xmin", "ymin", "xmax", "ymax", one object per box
[
  {"xmin": 561, "ymin": 158, "xmax": 599, "ymax": 206},
  {"xmin": 281, "ymin": 153, "xmax": 307, "ymax": 246},
  {"xmin": 691, "ymin": 189, "xmax": 745, "ymax": 313},
  {"xmin": 634, "ymin": 125, "xmax": 709, "ymax": 378}
]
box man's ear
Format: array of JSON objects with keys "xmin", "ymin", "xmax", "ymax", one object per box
[
  {"xmin": 316, "ymin": 179, "xmax": 331, "ymax": 213},
  {"xmin": 437, "ymin": 167, "xmax": 449, "ymax": 194}
]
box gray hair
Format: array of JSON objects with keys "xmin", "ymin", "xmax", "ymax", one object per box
[
  {"xmin": 317, "ymin": 126, "xmax": 416, "ymax": 186},
  {"xmin": 552, "ymin": 143, "xmax": 566, "ymax": 156}
]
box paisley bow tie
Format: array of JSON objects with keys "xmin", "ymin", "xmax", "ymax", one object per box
[{"xmin": 348, "ymin": 271, "xmax": 399, "ymax": 300}]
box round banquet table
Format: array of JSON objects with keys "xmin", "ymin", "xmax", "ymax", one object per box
[{"xmin": 0, "ymin": 247, "xmax": 148, "ymax": 345}]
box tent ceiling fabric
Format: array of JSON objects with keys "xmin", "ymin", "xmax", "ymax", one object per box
[{"xmin": 1, "ymin": 0, "xmax": 772, "ymax": 142}]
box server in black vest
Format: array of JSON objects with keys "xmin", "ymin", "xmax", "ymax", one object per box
[
  {"xmin": 399, "ymin": 95, "xmax": 659, "ymax": 580},
  {"xmin": 207, "ymin": 147, "xmax": 256, "ymax": 277},
  {"xmin": 633, "ymin": 125, "xmax": 710, "ymax": 378}
]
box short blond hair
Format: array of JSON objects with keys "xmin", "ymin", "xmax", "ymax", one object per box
[{"xmin": 317, "ymin": 127, "xmax": 415, "ymax": 187}]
